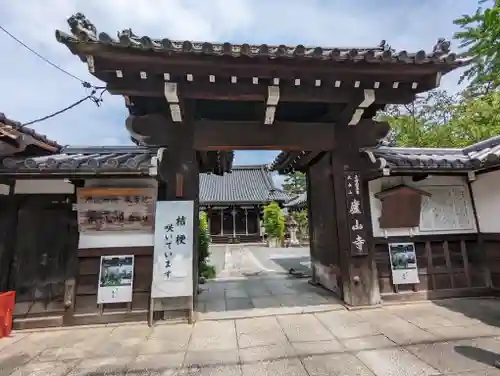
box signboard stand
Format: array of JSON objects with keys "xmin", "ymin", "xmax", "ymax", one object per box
[
  {"xmin": 388, "ymin": 242, "xmax": 420, "ymax": 286},
  {"xmin": 97, "ymin": 255, "xmax": 135, "ymax": 304},
  {"xmin": 149, "ymin": 200, "xmax": 195, "ymax": 326}
]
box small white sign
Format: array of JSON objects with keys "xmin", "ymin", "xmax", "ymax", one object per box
[
  {"xmin": 152, "ymin": 201, "xmax": 194, "ymax": 298},
  {"xmin": 388, "ymin": 242, "xmax": 420, "ymax": 285},
  {"xmin": 97, "ymin": 255, "xmax": 134, "ymax": 304}
]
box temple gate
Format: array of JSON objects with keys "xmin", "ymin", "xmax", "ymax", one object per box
[{"xmin": 55, "ymin": 14, "xmax": 465, "ymax": 307}]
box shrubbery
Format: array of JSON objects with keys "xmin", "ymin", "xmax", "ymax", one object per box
[
  {"xmin": 263, "ymin": 201, "xmax": 285, "ymax": 241},
  {"xmin": 198, "ymin": 211, "xmax": 215, "ymax": 279}
]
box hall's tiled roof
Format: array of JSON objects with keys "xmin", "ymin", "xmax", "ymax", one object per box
[
  {"xmin": 200, "ymin": 165, "xmax": 289, "ymax": 204},
  {"xmin": 0, "ymin": 113, "xmax": 61, "ymax": 154},
  {"xmin": 0, "ymin": 146, "xmax": 154, "ymax": 175},
  {"xmin": 56, "ymin": 13, "xmax": 467, "ymax": 67},
  {"xmin": 285, "ymin": 192, "xmax": 307, "ymax": 208}
]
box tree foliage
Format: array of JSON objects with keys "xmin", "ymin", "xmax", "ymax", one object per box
[
  {"xmin": 379, "ymin": 90, "xmax": 500, "ymax": 148},
  {"xmin": 282, "ymin": 172, "xmax": 306, "ymax": 196},
  {"xmin": 198, "ymin": 211, "xmax": 211, "ymax": 277},
  {"xmin": 453, "ymin": 0, "xmax": 500, "ymax": 93},
  {"xmin": 263, "ymin": 201, "xmax": 285, "ymax": 240},
  {"xmin": 291, "ymin": 210, "xmax": 309, "ymax": 240}
]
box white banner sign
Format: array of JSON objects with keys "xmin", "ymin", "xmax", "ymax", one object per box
[
  {"xmin": 152, "ymin": 201, "xmax": 194, "ymax": 298},
  {"xmin": 97, "ymin": 255, "xmax": 134, "ymax": 304},
  {"xmin": 388, "ymin": 242, "xmax": 420, "ymax": 285}
]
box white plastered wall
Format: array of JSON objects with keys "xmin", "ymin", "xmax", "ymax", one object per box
[
  {"xmin": 369, "ymin": 175, "xmax": 477, "ymax": 238},
  {"xmin": 470, "ymin": 169, "xmax": 500, "ymax": 233}
]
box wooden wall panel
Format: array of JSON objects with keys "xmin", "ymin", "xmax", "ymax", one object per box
[
  {"xmin": 375, "ymin": 235, "xmax": 488, "ymax": 301},
  {"xmin": 73, "ymin": 246, "xmax": 153, "ymax": 315}
]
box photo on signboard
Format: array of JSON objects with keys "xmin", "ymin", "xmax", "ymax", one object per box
[
  {"xmin": 99, "ymin": 256, "xmax": 134, "ymax": 288},
  {"xmin": 389, "ymin": 243, "xmax": 417, "ymax": 270}
]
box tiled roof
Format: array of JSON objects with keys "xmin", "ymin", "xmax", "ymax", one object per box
[
  {"xmin": 56, "ymin": 13, "xmax": 467, "ymax": 66},
  {"xmin": 0, "ymin": 113, "xmax": 61, "ymax": 153},
  {"xmin": 0, "ymin": 146, "xmax": 154, "ymax": 175},
  {"xmin": 285, "ymin": 192, "xmax": 307, "ymax": 208},
  {"xmin": 367, "ymin": 135, "xmax": 500, "ymax": 171},
  {"xmin": 200, "ymin": 165, "xmax": 290, "ymax": 204},
  {"xmin": 272, "ymin": 135, "xmax": 500, "ymax": 173}
]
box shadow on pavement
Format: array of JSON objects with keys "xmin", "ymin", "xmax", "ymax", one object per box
[
  {"xmin": 455, "ymin": 345, "xmax": 500, "ymax": 369},
  {"xmin": 268, "ymin": 255, "xmax": 312, "ymax": 276},
  {"xmin": 431, "ymin": 297, "xmax": 500, "ymax": 328}
]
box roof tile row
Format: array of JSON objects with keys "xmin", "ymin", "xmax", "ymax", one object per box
[
  {"xmin": 56, "ymin": 13, "xmax": 467, "ymax": 66},
  {"xmin": 0, "ymin": 113, "xmax": 61, "ymax": 149},
  {"xmin": 272, "ymin": 135, "xmax": 500, "ymax": 173},
  {"xmin": 1, "ymin": 146, "xmax": 154, "ymax": 173},
  {"xmin": 370, "ymin": 135, "xmax": 500, "ymax": 171}
]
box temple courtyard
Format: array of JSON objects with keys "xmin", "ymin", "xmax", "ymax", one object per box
[
  {"xmin": 3, "ymin": 299, "xmax": 500, "ymax": 375},
  {"xmin": 3, "ymin": 245, "xmax": 500, "ymax": 375},
  {"xmin": 196, "ymin": 245, "xmax": 345, "ymax": 320}
]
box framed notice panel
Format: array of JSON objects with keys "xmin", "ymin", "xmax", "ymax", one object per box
[
  {"xmin": 77, "ymin": 187, "xmax": 155, "ymax": 232},
  {"xmin": 388, "ymin": 243, "xmax": 420, "ymax": 285},
  {"xmin": 97, "ymin": 255, "xmax": 135, "ymax": 304},
  {"xmin": 151, "ymin": 200, "xmax": 194, "ymax": 298}
]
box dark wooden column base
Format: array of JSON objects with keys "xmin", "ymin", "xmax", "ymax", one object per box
[{"xmin": 329, "ymin": 123, "xmax": 381, "ymax": 307}]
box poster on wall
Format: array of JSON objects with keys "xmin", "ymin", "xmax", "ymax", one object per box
[
  {"xmin": 151, "ymin": 200, "xmax": 194, "ymax": 299},
  {"xmin": 97, "ymin": 255, "xmax": 135, "ymax": 304},
  {"xmin": 388, "ymin": 243, "xmax": 420, "ymax": 285},
  {"xmin": 77, "ymin": 187, "xmax": 155, "ymax": 232}
]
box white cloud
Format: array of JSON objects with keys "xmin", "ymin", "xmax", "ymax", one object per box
[{"xmin": 0, "ymin": 0, "xmax": 479, "ymax": 163}]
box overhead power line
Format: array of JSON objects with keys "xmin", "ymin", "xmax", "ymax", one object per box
[
  {"xmin": 0, "ymin": 24, "xmax": 103, "ymax": 89},
  {"xmin": 0, "ymin": 24, "xmax": 108, "ymax": 126},
  {"xmin": 22, "ymin": 88, "xmax": 107, "ymax": 126}
]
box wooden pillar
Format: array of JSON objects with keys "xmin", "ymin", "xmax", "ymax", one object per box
[
  {"xmin": 206, "ymin": 209, "xmax": 211, "ymax": 234},
  {"xmin": 231, "ymin": 207, "xmax": 237, "ymax": 237},
  {"xmin": 220, "ymin": 208, "xmax": 224, "ymax": 235},
  {"xmin": 330, "ymin": 123, "xmax": 381, "ymax": 307},
  {"xmin": 0, "ymin": 182, "xmax": 17, "ymax": 291},
  {"xmin": 157, "ymin": 104, "xmax": 200, "ymax": 307},
  {"xmin": 244, "ymin": 208, "xmax": 249, "ymax": 235},
  {"xmin": 308, "ymin": 153, "xmax": 340, "ymax": 295},
  {"xmin": 306, "ymin": 171, "xmax": 317, "ymax": 283}
]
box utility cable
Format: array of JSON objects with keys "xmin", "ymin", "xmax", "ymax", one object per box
[
  {"xmin": 22, "ymin": 88, "xmax": 107, "ymax": 126},
  {"xmin": 0, "ymin": 24, "xmax": 103, "ymax": 90}
]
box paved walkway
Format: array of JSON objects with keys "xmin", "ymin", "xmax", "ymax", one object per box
[
  {"xmin": 197, "ymin": 276, "xmax": 344, "ymax": 320},
  {"xmin": 198, "ymin": 245, "xmax": 339, "ymax": 320},
  {"xmin": 3, "ymin": 298, "xmax": 500, "ymax": 375}
]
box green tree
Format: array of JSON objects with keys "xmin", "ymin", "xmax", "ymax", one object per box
[
  {"xmin": 292, "ymin": 210, "xmax": 309, "ymax": 240},
  {"xmin": 380, "ymin": 90, "xmax": 500, "ymax": 148},
  {"xmin": 198, "ymin": 211, "xmax": 215, "ymax": 279},
  {"xmin": 453, "ymin": 0, "xmax": 500, "ymax": 93},
  {"xmin": 263, "ymin": 201, "xmax": 285, "ymax": 241},
  {"xmin": 282, "ymin": 172, "xmax": 306, "ymax": 196}
]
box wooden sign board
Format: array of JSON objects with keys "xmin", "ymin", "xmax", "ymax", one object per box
[
  {"xmin": 76, "ymin": 187, "xmax": 155, "ymax": 232},
  {"xmin": 151, "ymin": 200, "xmax": 194, "ymax": 299}
]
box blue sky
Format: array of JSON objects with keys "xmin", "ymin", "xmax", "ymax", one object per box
[{"xmin": 0, "ymin": 0, "xmax": 479, "ymax": 169}]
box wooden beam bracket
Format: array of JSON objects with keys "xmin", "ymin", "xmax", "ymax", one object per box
[
  {"xmin": 264, "ymin": 85, "xmax": 280, "ymax": 125},
  {"xmin": 164, "ymin": 82, "xmax": 182, "ymax": 122},
  {"xmin": 349, "ymin": 89, "xmax": 376, "ymax": 126}
]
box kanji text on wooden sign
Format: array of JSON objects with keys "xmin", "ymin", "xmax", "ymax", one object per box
[{"xmin": 345, "ymin": 172, "xmax": 369, "ymax": 256}]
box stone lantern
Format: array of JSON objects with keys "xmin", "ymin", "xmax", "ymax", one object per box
[{"xmin": 287, "ymin": 217, "xmax": 300, "ymax": 246}]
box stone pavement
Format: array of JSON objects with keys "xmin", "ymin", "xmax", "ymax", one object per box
[
  {"xmin": 3, "ymin": 298, "xmax": 500, "ymax": 375},
  {"xmin": 197, "ymin": 276, "xmax": 345, "ymax": 320}
]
